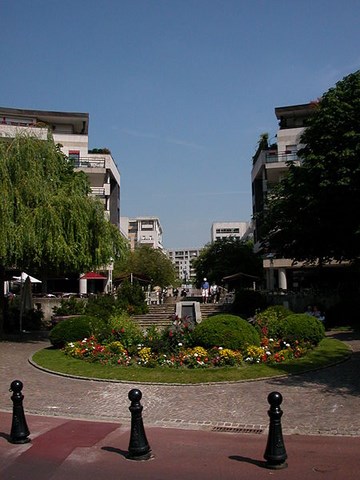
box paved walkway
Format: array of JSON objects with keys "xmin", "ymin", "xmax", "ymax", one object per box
[{"xmin": 1, "ymin": 331, "xmax": 360, "ymax": 436}]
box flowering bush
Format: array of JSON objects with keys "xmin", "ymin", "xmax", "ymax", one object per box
[
  {"xmin": 137, "ymin": 346, "xmax": 158, "ymax": 367},
  {"xmin": 180, "ymin": 346, "xmax": 210, "ymax": 368},
  {"xmin": 244, "ymin": 337, "xmax": 312, "ymax": 364},
  {"xmin": 210, "ymin": 347, "xmax": 243, "ymax": 366},
  {"xmin": 64, "ymin": 336, "xmax": 131, "ymax": 366},
  {"xmin": 107, "ymin": 314, "xmax": 143, "ymax": 353},
  {"xmin": 162, "ymin": 315, "xmax": 195, "ymax": 352}
]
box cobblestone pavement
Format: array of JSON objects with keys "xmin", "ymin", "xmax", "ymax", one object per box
[{"xmin": 1, "ymin": 331, "xmax": 360, "ymax": 436}]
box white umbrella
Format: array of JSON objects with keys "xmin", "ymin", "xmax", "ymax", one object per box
[{"xmin": 12, "ymin": 272, "xmax": 42, "ymax": 284}]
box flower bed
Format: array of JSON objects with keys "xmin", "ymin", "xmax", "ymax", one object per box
[
  {"xmin": 60, "ymin": 311, "xmax": 322, "ymax": 369},
  {"xmin": 63, "ymin": 335, "xmax": 312, "ymax": 369}
]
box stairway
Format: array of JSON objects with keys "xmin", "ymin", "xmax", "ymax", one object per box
[
  {"xmin": 131, "ymin": 303, "xmax": 176, "ymax": 330},
  {"xmin": 131, "ymin": 301, "xmax": 230, "ymax": 330},
  {"xmin": 199, "ymin": 302, "xmax": 229, "ymax": 319}
]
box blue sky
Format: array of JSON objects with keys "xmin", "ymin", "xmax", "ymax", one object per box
[{"xmin": 1, "ymin": 0, "xmax": 360, "ymax": 249}]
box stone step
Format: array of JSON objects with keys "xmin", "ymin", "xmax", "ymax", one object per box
[{"xmin": 131, "ymin": 301, "xmax": 231, "ymax": 330}]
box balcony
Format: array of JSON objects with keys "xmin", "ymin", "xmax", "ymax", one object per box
[{"xmin": 252, "ymin": 150, "xmax": 300, "ymax": 182}]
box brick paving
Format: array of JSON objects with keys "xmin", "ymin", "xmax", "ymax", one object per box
[{"xmin": 1, "ymin": 331, "xmax": 360, "ymax": 436}]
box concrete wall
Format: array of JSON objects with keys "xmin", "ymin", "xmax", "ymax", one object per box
[{"xmin": 33, "ymin": 298, "xmax": 62, "ymax": 322}]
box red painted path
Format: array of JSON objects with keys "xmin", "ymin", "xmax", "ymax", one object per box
[{"xmin": 1, "ymin": 412, "xmax": 360, "ymax": 479}]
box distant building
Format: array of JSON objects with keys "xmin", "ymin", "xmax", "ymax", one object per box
[
  {"xmin": 0, "ymin": 106, "xmax": 121, "ymax": 294},
  {"xmin": 211, "ymin": 221, "xmax": 252, "ymax": 242},
  {"xmin": 121, "ymin": 216, "xmax": 164, "ymax": 250},
  {"xmin": 166, "ymin": 248, "xmax": 202, "ymax": 285}
]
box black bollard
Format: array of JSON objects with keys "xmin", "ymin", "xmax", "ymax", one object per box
[
  {"xmin": 9, "ymin": 380, "xmax": 31, "ymax": 444},
  {"xmin": 127, "ymin": 389, "xmax": 152, "ymax": 461},
  {"xmin": 264, "ymin": 391, "xmax": 287, "ymax": 469}
]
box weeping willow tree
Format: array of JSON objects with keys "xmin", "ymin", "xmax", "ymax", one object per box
[{"xmin": 0, "ymin": 133, "xmax": 127, "ymax": 333}]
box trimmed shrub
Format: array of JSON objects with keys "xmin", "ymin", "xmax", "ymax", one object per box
[
  {"xmin": 277, "ymin": 313, "xmax": 325, "ymax": 346},
  {"xmin": 49, "ymin": 315, "xmax": 106, "ymax": 348},
  {"xmin": 192, "ymin": 314, "xmax": 260, "ymax": 351}
]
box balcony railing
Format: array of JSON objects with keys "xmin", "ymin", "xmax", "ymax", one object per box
[
  {"xmin": 74, "ymin": 157, "xmax": 106, "ymax": 168},
  {"xmin": 91, "ymin": 187, "xmax": 106, "ymax": 197},
  {"xmin": 265, "ymin": 152, "xmax": 299, "ymax": 163}
]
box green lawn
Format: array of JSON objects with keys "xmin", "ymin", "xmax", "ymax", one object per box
[{"xmin": 32, "ymin": 338, "xmax": 350, "ymax": 384}]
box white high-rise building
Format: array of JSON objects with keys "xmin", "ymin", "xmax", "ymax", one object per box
[
  {"xmin": 121, "ymin": 216, "xmax": 164, "ymax": 251},
  {"xmin": 166, "ymin": 248, "xmax": 202, "ymax": 285},
  {"xmin": 211, "ymin": 221, "xmax": 252, "ymax": 242}
]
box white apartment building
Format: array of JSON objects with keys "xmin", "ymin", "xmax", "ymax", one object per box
[
  {"xmin": 121, "ymin": 216, "xmax": 164, "ymax": 251},
  {"xmin": 166, "ymin": 248, "xmax": 201, "ymax": 285},
  {"xmin": 211, "ymin": 221, "xmax": 252, "ymax": 242},
  {"xmin": 251, "ymin": 103, "xmax": 314, "ymax": 291},
  {"xmin": 0, "ymin": 106, "xmax": 121, "ymax": 293}
]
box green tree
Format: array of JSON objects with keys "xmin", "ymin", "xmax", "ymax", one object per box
[
  {"xmin": 192, "ymin": 237, "xmax": 263, "ymax": 286},
  {"xmin": 114, "ymin": 244, "xmax": 177, "ymax": 288},
  {"xmin": 0, "ymin": 134, "xmax": 127, "ymax": 333},
  {"xmin": 262, "ymin": 71, "xmax": 360, "ymax": 263}
]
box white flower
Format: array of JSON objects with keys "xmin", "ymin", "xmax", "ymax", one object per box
[
  {"xmin": 178, "ymin": 342, "xmax": 183, "ymax": 346},
  {"xmin": 286, "ymin": 343, "xmax": 290, "ymax": 347},
  {"xmin": 266, "ymin": 351, "xmax": 271, "ymax": 355},
  {"xmin": 218, "ymin": 347, "xmax": 223, "ymax": 350},
  {"xmin": 269, "ymin": 338, "xmax": 274, "ymax": 342}
]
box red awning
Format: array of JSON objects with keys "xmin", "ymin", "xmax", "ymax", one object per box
[{"xmin": 80, "ymin": 272, "xmax": 107, "ymax": 280}]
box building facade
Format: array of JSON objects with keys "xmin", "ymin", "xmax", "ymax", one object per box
[
  {"xmin": 211, "ymin": 221, "xmax": 252, "ymax": 242},
  {"xmin": 166, "ymin": 248, "xmax": 201, "ymax": 285},
  {"xmin": 251, "ymin": 103, "xmax": 314, "ymax": 291},
  {"xmin": 0, "ymin": 106, "xmax": 121, "ymax": 293},
  {"xmin": 121, "ymin": 216, "xmax": 164, "ymax": 251}
]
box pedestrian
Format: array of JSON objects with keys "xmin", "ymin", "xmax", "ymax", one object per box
[
  {"xmin": 216, "ymin": 285, "xmax": 221, "ymax": 303},
  {"xmin": 210, "ymin": 283, "xmax": 218, "ymax": 303},
  {"xmin": 201, "ymin": 278, "xmax": 210, "ymax": 303}
]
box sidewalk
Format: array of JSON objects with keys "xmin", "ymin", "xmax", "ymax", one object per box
[{"xmin": 1, "ymin": 411, "xmax": 360, "ymax": 480}]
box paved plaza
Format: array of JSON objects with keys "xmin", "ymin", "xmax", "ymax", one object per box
[
  {"xmin": 1, "ymin": 331, "xmax": 360, "ymax": 435},
  {"xmin": 1, "ymin": 331, "xmax": 360, "ymax": 478}
]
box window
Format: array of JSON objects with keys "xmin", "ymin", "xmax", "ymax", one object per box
[{"xmin": 68, "ymin": 150, "xmax": 80, "ymax": 161}]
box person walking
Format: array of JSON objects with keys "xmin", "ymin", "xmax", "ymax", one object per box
[
  {"xmin": 210, "ymin": 283, "xmax": 218, "ymax": 303},
  {"xmin": 201, "ymin": 278, "xmax": 210, "ymax": 303}
]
